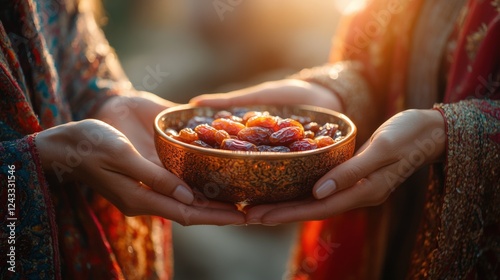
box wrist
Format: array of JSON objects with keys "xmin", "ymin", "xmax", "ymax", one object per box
[
  {"xmin": 424, "ymin": 109, "xmax": 447, "ymax": 163},
  {"xmin": 35, "ymin": 124, "xmax": 74, "ymax": 173},
  {"xmin": 265, "ymin": 79, "xmax": 343, "ymax": 112},
  {"xmin": 302, "ymin": 80, "xmax": 344, "ymax": 112}
]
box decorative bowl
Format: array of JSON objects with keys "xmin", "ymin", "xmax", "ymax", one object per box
[{"xmin": 154, "ymin": 104, "xmax": 356, "ymax": 205}]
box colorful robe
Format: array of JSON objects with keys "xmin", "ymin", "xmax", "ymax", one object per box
[
  {"xmin": 290, "ymin": 0, "xmax": 500, "ymax": 279},
  {"xmin": 0, "ymin": 0, "xmax": 172, "ymax": 279}
]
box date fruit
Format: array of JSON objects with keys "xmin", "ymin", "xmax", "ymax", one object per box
[
  {"xmin": 269, "ymin": 127, "xmax": 304, "ymax": 145},
  {"xmin": 166, "ymin": 110, "xmax": 344, "ymax": 153},
  {"xmin": 221, "ymin": 139, "xmax": 258, "ymax": 151},
  {"xmin": 238, "ymin": 127, "xmax": 272, "ymax": 145},
  {"xmin": 289, "ymin": 138, "xmax": 318, "ymax": 151}
]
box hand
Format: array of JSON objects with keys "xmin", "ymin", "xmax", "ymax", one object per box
[
  {"xmin": 245, "ymin": 109, "xmax": 446, "ymax": 224},
  {"xmin": 36, "ymin": 120, "xmax": 245, "ymax": 225},
  {"xmin": 93, "ymin": 91, "xmax": 177, "ymax": 166},
  {"xmin": 190, "ymin": 79, "xmax": 343, "ymax": 112}
]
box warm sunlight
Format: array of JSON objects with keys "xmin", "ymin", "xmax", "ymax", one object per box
[{"xmin": 334, "ymin": 0, "xmax": 368, "ymax": 14}]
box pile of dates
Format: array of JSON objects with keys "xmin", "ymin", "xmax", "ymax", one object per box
[{"xmin": 165, "ymin": 110, "xmax": 343, "ymax": 152}]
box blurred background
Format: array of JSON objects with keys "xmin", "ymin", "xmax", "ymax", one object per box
[{"xmin": 101, "ymin": 1, "xmax": 343, "ymax": 279}]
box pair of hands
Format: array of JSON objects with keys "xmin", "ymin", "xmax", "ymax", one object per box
[
  {"xmin": 191, "ymin": 79, "xmax": 446, "ymax": 225},
  {"xmin": 36, "ymin": 79, "xmax": 445, "ymax": 226},
  {"xmin": 36, "ymin": 91, "xmax": 245, "ymax": 226}
]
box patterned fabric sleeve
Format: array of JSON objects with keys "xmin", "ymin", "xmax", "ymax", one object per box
[
  {"xmin": 58, "ymin": 1, "xmax": 134, "ymax": 121},
  {"xmin": 0, "ymin": 134, "xmax": 61, "ymax": 279},
  {"xmin": 410, "ymin": 99, "xmax": 500, "ymax": 278}
]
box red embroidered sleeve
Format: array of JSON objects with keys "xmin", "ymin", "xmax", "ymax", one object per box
[{"xmin": 413, "ymin": 99, "xmax": 500, "ymax": 278}]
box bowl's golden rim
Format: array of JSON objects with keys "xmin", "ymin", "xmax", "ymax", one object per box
[{"xmin": 154, "ymin": 104, "xmax": 357, "ymax": 160}]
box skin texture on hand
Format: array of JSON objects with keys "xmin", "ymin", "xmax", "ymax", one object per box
[
  {"xmin": 36, "ymin": 93, "xmax": 245, "ymax": 226},
  {"xmin": 191, "ymin": 79, "xmax": 344, "ymax": 112},
  {"xmin": 245, "ymin": 109, "xmax": 446, "ymax": 225},
  {"xmin": 93, "ymin": 91, "xmax": 177, "ymax": 166}
]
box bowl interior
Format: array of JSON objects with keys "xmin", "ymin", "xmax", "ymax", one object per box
[{"xmin": 155, "ymin": 104, "xmax": 355, "ymax": 157}]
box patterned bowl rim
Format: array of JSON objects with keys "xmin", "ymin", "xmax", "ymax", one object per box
[{"xmin": 154, "ymin": 104, "xmax": 357, "ymax": 160}]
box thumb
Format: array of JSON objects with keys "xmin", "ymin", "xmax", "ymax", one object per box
[{"xmin": 312, "ymin": 146, "xmax": 395, "ymax": 199}]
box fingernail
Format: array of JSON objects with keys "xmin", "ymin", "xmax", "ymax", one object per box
[
  {"xmin": 315, "ymin": 179, "xmax": 336, "ymax": 199},
  {"xmin": 173, "ymin": 185, "xmax": 194, "ymax": 204}
]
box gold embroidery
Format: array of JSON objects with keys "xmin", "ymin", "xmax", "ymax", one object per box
[
  {"xmin": 465, "ymin": 23, "xmax": 488, "ymax": 60},
  {"xmin": 410, "ymin": 101, "xmax": 500, "ymax": 279}
]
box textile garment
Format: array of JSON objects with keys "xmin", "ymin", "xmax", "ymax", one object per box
[
  {"xmin": 289, "ymin": 0, "xmax": 500, "ymax": 279},
  {"xmin": 0, "ymin": 0, "xmax": 172, "ymax": 279}
]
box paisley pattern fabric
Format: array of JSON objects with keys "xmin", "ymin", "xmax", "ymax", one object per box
[
  {"xmin": 0, "ymin": 134, "xmax": 59, "ymax": 278},
  {"xmin": 289, "ymin": 0, "xmax": 500, "ymax": 279},
  {"xmin": 0, "ymin": 0, "xmax": 172, "ymax": 279}
]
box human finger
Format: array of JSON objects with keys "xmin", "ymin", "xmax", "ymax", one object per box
[
  {"xmin": 130, "ymin": 182, "xmax": 245, "ymax": 225},
  {"xmin": 190, "ymin": 80, "xmax": 323, "ymax": 107},
  {"xmin": 88, "ymin": 164, "xmax": 244, "ymax": 225},
  {"xmin": 312, "ymin": 144, "xmax": 397, "ymax": 199},
  {"xmin": 256, "ymin": 164, "xmax": 398, "ymax": 224},
  {"xmin": 136, "ymin": 187, "xmax": 245, "ymax": 225},
  {"xmin": 114, "ymin": 149, "xmax": 195, "ymax": 205},
  {"xmin": 354, "ymin": 139, "xmax": 370, "ymax": 155},
  {"xmin": 245, "ymin": 198, "xmax": 315, "ymax": 225},
  {"xmin": 191, "ymin": 191, "xmax": 241, "ymax": 211}
]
